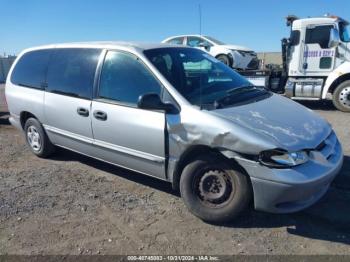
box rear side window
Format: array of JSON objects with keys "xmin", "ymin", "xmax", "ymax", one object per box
[
  {"xmin": 305, "ymin": 25, "xmax": 333, "ymax": 49},
  {"xmin": 46, "ymin": 48, "xmax": 101, "ymax": 99},
  {"xmin": 98, "ymin": 51, "xmax": 162, "ymax": 105},
  {"xmin": 11, "ymin": 49, "xmax": 51, "ymax": 89}
]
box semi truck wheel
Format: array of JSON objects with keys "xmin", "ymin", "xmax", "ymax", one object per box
[
  {"xmin": 333, "ymin": 80, "xmax": 350, "ymax": 112},
  {"xmin": 216, "ymin": 55, "xmax": 231, "ymax": 67},
  {"xmin": 180, "ymin": 155, "xmax": 251, "ymax": 223}
]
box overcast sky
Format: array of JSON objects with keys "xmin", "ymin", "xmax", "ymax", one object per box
[{"xmin": 1, "ymin": 0, "xmax": 350, "ymax": 55}]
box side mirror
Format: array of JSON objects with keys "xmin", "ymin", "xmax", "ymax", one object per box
[
  {"xmin": 198, "ymin": 42, "xmax": 210, "ymax": 50},
  {"xmin": 137, "ymin": 93, "xmax": 179, "ymax": 114},
  {"xmin": 329, "ymin": 28, "xmax": 340, "ymax": 48}
]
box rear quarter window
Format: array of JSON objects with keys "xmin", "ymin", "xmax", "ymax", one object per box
[
  {"xmin": 46, "ymin": 48, "xmax": 101, "ymax": 99},
  {"xmin": 10, "ymin": 49, "xmax": 51, "ymax": 89}
]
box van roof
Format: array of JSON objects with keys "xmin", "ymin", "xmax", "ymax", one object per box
[{"xmin": 22, "ymin": 41, "xmax": 187, "ymax": 54}]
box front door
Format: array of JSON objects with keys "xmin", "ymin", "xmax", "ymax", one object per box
[
  {"xmin": 91, "ymin": 50, "xmax": 166, "ymax": 178},
  {"xmin": 301, "ymin": 24, "xmax": 336, "ymax": 74}
]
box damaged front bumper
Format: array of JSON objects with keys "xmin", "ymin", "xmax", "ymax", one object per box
[{"xmin": 235, "ymin": 133, "xmax": 343, "ymax": 213}]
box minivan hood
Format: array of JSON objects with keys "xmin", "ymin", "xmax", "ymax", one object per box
[
  {"xmin": 211, "ymin": 94, "xmax": 331, "ymax": 152},
  {"xmin": 220, "ymin": 44, "xmax": 253, "ymax": 52}
]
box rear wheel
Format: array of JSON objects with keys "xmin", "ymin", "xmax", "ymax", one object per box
[
  {"xmin": 180, "ymin": 155, "xmax": 251, "ymax": 223},
  {"xmin": 24, "ymin": 118, "xmax": 55, "ymax": 158},
  {"xmin": 216, "ymin": 55, "xmax": 231, "ymax": 67},
  {"xmin": 332, "ymin": 80, "xmax": 350, "ymax": 112}
]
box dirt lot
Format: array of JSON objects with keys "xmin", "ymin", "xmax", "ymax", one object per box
[{"xmin": 0, "ymin": 83, "xmax": 349, "ymax": 255}]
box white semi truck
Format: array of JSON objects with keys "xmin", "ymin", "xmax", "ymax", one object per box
[{"xmin": 241, "ymin": 15, "xmax": 350, "ymax": 112}]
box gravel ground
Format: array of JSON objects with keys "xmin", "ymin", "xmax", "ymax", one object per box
[{"xmin": 0, "ymin": 84, "xmax": 349, "ymax": 255}]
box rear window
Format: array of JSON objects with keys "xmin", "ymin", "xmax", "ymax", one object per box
[
  {"xmin": 46, "ymin": 48, "xmax": 101, "ymax": 99},
  {"xmin": 290, "ymin": 30, "xmax": 300, "ymax": 46},
  {"xmin": 11, "ymin": 49, "xmax": 51, "ymax": 89}
]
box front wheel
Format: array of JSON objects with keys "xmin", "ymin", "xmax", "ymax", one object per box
[
  {"xmin": 216, "ymin": 55, "xmax": 231, "ymax": 67},
  {"xmin": 332, "ymin": 80, "xmax": 350, "ymax": 112},
  {"xmin": 180, "ymin": 155, "xmax": 251, "ymax": 223}
]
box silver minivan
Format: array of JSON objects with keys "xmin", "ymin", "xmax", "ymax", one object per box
[{"xmin": 5, "ymin": 42, "xmax": 343, "ymax": 223}]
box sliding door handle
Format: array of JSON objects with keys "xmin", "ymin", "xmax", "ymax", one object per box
[
  {"xmin": 93, "ymin": 110, "xmax": 107, "ymax": 121},
  {"xmin": 77, "ymin": 107, "xmax": 89, "ymax": 117}
]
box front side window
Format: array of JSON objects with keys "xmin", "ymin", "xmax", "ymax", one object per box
[
  {"xmin": 204, "ymin": 36, "xmax": 225, "ymax": 45},
  {"xmin": 46, "ymin": 48, "xmax": 101, "ymax": 99},
  {"xmin": 305, "ymin": 25, "xmax": 334, "ymax": 49},
  {"xmin": 98, "ymin": 51, "xmax": 162, "ymax": 105},
  {"xmin": 144, "ymin": 48, "xmax": 270, "ymax": 109},
  {"xmin": 186, "ymin": 37, "xmax": 212, "ymax": 48},
  {"xmin": 339, "ymin": 23, "xmax": 350, "ymax": 42},
  {"xmin": 11, "ymin": 49, "xmax": 51, "ymax": 89},
  {"xmin": 167, "ymin": 37, "xmax": 184, "ymax": 45}
]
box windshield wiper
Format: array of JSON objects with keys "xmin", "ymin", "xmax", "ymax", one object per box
[
  {"xmin": 226, "ymin": 85, "xmax": 257, "ymax": 95},
  {"xmin": 214, "ymin": 85, "xmax": 268, "ymax": 109}
]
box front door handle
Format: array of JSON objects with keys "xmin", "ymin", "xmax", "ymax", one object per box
[
  {"xmin": 77, "ymin": 107, "xmax": 89, "ymax": 117},
  {"xmin": 93, "ymin": 110, "xmax": 107, "ymax": 121}
]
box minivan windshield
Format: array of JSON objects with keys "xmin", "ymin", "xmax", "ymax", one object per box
[{"xmin": 144, "ymin": 48, "xmax": 270, "ymax": 109}]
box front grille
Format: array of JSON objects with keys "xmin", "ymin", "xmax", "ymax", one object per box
[{"xmin": 247, "ymin": 59, "xmax": 259, "ymax": 70}]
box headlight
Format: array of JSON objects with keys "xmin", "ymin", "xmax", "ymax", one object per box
[
  {"xmin": 236, "ymin": 50, "xmax": 246, "ymax": 57},
  {"xmin": 259, "ymin": 149, "xmax": 309, "ymax": 168}
]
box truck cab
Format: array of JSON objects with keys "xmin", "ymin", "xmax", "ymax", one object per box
[
  {"xmin": 288, "ymin": 16, "xmax": 350, "ymax": 77},
  {"xmin": 242, "ymin": 15, "xmax": 350, "ymax": 112}
]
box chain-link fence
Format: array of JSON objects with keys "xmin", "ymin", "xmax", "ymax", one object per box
[{"xmin": 0, "ymin": 56, "xmax": 16, "ymax": 83}]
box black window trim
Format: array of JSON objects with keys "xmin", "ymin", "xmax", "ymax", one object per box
[
  {"xmin": 94, "ymin": 48, "xmax": 180, "ymax": 111},
  {"xmin": 45, "ymin": 47, "xmax": 102, "ymax": 100},
  {"xmin": 14, "ymin": 82, "xmax": 44, "ymax": 90}
]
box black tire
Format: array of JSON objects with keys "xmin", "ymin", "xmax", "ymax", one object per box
[
  {"xmin": 216, "ymin": 54, "xmax": 231, "ymax": 67},
  {"xmin": 180, "ymin": 155, "xmax": 251, "ymax": 223},
  {"xmin": 24, "ymin": 117, "xmax": 55, "ymax": 158},
  {"xmin": 332, "ymin": 80, "xmax": 350, "ymax": 112}
]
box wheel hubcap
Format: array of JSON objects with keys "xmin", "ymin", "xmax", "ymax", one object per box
[
  {"xmin": 338, "ymin": 86, "xmax": 350, "ymax": 109},
  {"xmin": 196, "ymin": 170, "xmax": 234, "ymax": 207},
  {"xmin": 27, "ymin": 126, "xmax": 42, "ymax": 151}
]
